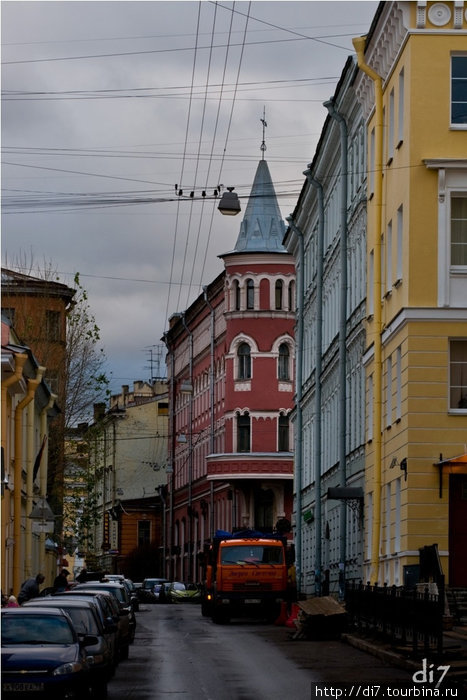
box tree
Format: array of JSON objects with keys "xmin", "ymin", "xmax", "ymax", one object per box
[
  {"xmin": 2, "ymin": 255, "xmax": 110, "ymax": 545},
  {"xmin": 65, "ymin": 273, "xmax": 111, "ymax": 427}
]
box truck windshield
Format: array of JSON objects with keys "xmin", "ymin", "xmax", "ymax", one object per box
[{"xmin": 221, "ymin": 545, "xmax": 283, "ymax": 565}]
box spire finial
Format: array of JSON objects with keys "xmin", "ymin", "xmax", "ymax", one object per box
[{"xmin": 260, "ymin": 107, "xmax": 267, "ymax": 159}]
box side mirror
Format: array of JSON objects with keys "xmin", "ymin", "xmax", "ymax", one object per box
[{"xmin": 80, "ymin": 634, "xmax": 99, "ymax": 647}]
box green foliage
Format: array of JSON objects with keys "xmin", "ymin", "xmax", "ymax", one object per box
[{"xmin": 65, "ymin": 272, "xmax": 111, "ymax": 427}]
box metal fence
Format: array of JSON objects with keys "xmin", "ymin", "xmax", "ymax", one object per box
[{"xmin": 345, "ymin": 580, "xmax": 445, "ymax": 655}]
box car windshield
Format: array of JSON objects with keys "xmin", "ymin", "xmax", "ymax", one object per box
[
  {"xmin": 220, "ymin": 545, "xmax": 284, "ymax": 565},
  {"xmin": 62, "ymin": 608, "xmax": 99, "ymax": 635},
  {"xmin": 2, "ymin": 615, "xmax": 74, "ymax": 645},
  {"xmin": 172, "ymin": 583, "xmax": 185, "ymax": 591}
]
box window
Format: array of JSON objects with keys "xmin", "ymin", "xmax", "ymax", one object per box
[
  {"xmin": 368, "ymin": 249, "xmax": 374, "ymax": 316},
  {"xmin": 158, "ymin": 402, "xmax": 169, "ymax": 416},
  {"xmin": 45, "ymin": 310, "xmax": 61, "ymax": 341},
  {"xmin": 449, "ymin": 340, "xmax": 467, "ymax": 410},
  {"xmin": 397, "ymin": 69, "xmax": 404, "ymax": 145},
  {"xmin": 138, "ymin": 520, "xmax": 151, "ymax": 547},
  {"xmin": 369, "ymin": 127, "xmax": 375, "ymax": 195},
  {"xmin": 275, "ymin": 280, "xmax": 283, "ymax": 310},
  {"xmin": 246, "ymin": 279, "xmax": 254, "ymax": 309},
  {"xmin": 451, "ymin": 196, "xmax": 467, "ymax": 266},
  {"xmin": 237, "ymin": 343, "xmax": 251, "ymax": 379},
  {"xmin": 388, "ymin": 89, "xmax": 395, "ymax": 162},
  {"xmin": 237, "ymin": 412, "xmax": 250, "ymax": 452},
  {"xmin": 278, "ymin": 343, "xmax": 290, "ymax": 380},
  {"xmin": 396, "ymin": 205, "xmax": 403, "ymax": 281},
  {"xmin": 395, "ymin": 346, "xmax": 402, "ymax": 421},
  {"xmin": 451, "ymin": 55, "xmax": 467, "ymax": 125},
  {"xmin": 234, "ymin": 280, "xmax": 241, "ymax": 310},
  {"xmin": 386, "ymin": 356, "xmax": 392, "ymax": 427},
  {"xmin": 288, "ymin": 281, "xmax": 295, "ymax": 311},
  {"xmin": 1, "ymin": 307, "xmax": 15, "ymax": 325},
  {"xmin": 278, "ymin": 414, "xmax": 289, "ymax": 451},
  {"xmin": 386, "ymin": 220, "xmax": 393, "ymax": 294}
]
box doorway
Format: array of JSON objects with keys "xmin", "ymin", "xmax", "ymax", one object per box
[{"xmin": 449, "ymin": 474, "xmax": 467, "ymax": 586}]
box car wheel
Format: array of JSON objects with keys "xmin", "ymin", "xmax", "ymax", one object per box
[
  {"xmin": 120, "ymin": 644, "xmax": 130, "ymax": 661},
  {"xmin": 92, "ymin": 680, "xmax": 108, "ymax": 698}
]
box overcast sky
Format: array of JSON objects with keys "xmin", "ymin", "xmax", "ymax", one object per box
[{"xmin": 2, "ymin": 0, "xmax": 378, "ymax": 394}]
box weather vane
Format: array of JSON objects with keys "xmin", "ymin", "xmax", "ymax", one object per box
[{"xmin": 260, "ymin": 107, "xmax": 267, "ymax": 159}]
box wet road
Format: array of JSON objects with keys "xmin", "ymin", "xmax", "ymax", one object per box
[{"xmin": 107, "ymin": 602, "xmax": 415, "ymax": 700}]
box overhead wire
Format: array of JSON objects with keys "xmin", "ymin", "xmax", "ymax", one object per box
[
  {"xmin": 184, "ymin": 2, "xmax": 221, "ymax": 308},
  {"xmin": 169, "ymin": 1, "xmax": 203, "ymax": 317},
  {"xmin": 197, "ymin": 0, "xmax": 252, "ymax": 291}
]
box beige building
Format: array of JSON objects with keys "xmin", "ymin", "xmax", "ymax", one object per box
[{"xmin": 85, "ymin": 380, "xmax": 169, "ymax": 578}]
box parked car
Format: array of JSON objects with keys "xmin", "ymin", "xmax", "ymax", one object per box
[
  {"xmin": 1, "ymin": 606, "xmax": 97, "ymax": 699},
  {"xmin": 53, "ymin": 590, "xmax": 123, "ymax": 662},
  {"xmin": 22, "ymin": 598, "xmax": 113, "ymax": 696},
  {"xmin": 167, "ymin": 582, "xmax": 202, "ymax": 603},
  {"xmin": 138, "ymin": 578, "xmax": 169, "ymax": 603},
  {"xmin": 73, "ymin": 583, "xmax": 135, "ymax": 649},
  {"xmin": 152, "ymin": 582, "xmax": 170, "ymax": 603},
  {"xmin": 102, "ymin": 576, "xmax": 139, "ymax": 612}
]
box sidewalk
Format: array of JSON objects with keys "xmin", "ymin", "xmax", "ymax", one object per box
[{"xmin": 258, "ymin": 617, "xmax": 467, "ymax": 691}]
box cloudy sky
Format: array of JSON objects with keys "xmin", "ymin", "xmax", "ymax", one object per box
[{"xmin": 2, "ymin": 0, "xmax": 377, "ymax": 394}]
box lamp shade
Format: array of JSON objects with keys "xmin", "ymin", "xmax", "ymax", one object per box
[{"xmin": 218, "ymin": 189, "xmax": 241, "ymax": 215}]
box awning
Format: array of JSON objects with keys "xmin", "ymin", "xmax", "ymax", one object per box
[{"xmin": 433, "ymin": 453, "xmax": 467, "ymax": 497}]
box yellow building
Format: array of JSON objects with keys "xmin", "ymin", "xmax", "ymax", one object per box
[
  {"xmin": 353, "ymin": 1, "xmax": 467, "ymax": 587},
  {"xmin": 1, "ymin": 318, "xmax": 59, "ymax": 596}
]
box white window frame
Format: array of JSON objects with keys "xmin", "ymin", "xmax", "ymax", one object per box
[
  {"xmin": 449, "ymin": 339, "xmax": 467, "ymax": 413},
  {"xmin": 396, "ymin": 205, "xmax": 403, "ymax": 284},
  {"xmin": 451, "ymin": 54, "xmax": 467, "ymax": 129},
  {"xmin": 397, "ymin": 69, "xmax": 404, "ymax": 146}
]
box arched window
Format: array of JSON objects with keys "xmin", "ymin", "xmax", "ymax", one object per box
[
  {"xmin": 237, "ymin": 412, "xmax": 251, "ymax": 452},
  {"xmin": 278, "ymin": 343, "xmax": 290, "ymax": 380},
  {"xmin": 288, "ymin": 281, "xmax": 295, "ymax": 311},
  {"xmin": 234, "ymin": 280, "xmax": 241, "ymax": 310},
  {"xmin": 246, "ymin": 279, "xmax": 254, "ymax": 309},
  {"xmin": 278, "ymin": 414, "xmax": 289, "ymax": 451},
  {"xmin": 275, "ymin": 280, "xmax": 283, "ymax": 310},
  {"xmin": 237, "ymin": 343, "xmax": 251, "ymax": 379}
]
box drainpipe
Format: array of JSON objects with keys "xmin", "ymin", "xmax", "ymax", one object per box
[
  {"xmin": 39, "ymin": 394, "xmax": 56, "ymax": 583},
  {"xmin": 182, "ymin": 314, "xmax": 194, "ymax": 582},
  {"xmin": 285, "ymin": 216, "xmax": 304, "ymax": 595},
  {"xmin": 203, "ymin": 287, "xmax": 216, "ymax": 541},
  {"xmin": 1, "ymin": 353, "xmax": 28, "ymax": 593},
  {"xmin": 302, "ymin": 170, "xmax": 325, "ymax": 596},
  {"xmin": 13, "ymin": 367, "xmax": 44, "ymax": 595},
  {"xmin": 353, "ymin": 35, "xmax": 384, "ymax": 585},
  {"xmin": 324, "ymin": 98, "xmax": 349, "ymax": 600}
]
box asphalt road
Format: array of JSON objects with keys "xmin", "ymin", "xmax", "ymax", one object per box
[{"xmin": 107, "ymin": 603, "xmax": 415, "ymax": 700}]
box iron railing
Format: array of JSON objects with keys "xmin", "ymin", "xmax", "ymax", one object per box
[{"xmin": 345, "ymin": 580, "xmax": 445, "ymax": 655}]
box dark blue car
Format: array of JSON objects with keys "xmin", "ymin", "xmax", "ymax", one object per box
[{"xmin": 1, "ymin": 606, "xmax": 98, "ymax": 699}]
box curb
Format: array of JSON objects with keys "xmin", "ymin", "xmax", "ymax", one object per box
[{"xmin": 342, "ymin": 634, "xmax": 421, "ymax": 673}]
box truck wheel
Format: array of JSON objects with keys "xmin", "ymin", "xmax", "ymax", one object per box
[
  {"xmin": 201, "ymin": 601, "xmax": 211, "ymax": 617},
  {"xmin": 212, "ymin": 610, "xmax": 229, "ymax": 624}
]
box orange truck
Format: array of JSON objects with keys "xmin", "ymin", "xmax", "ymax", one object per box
[{"xmin": 201, "ymin": 530, "xmax": 288, "ymax": 624}]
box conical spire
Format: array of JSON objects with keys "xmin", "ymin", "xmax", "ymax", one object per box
[{"xmin": 229, "ymin": 159, "xmax": 286, "ymax": 254}]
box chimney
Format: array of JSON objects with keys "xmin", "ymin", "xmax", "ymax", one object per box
[
  {"xmin": 93, "ymin": 402, "xmax": 106, "ymax": 422},
  {"xmin": 122, "ymin": 385, "xmax": 129, "ymax": 407}
]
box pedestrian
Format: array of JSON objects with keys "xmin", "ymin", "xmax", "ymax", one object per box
[
  {"xmin": 76, "ymin": 567, "xmax": 88, "ymax": 583},
  {"xmin": 6, "ymin": 595, "xmax": 19, "ymax": 608},
  {"xmin": 53, "ymin": 569, "xmax": 70, "ymax": 592},
  {"xmin": 17, "ymin": 573, "xmax": 45, "ymax": 604}
]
